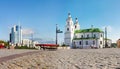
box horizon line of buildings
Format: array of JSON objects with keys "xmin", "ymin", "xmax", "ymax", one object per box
[
  {"xmin": 9, "ymin": 25, "xmax": 38, "ymax": 47},
  {"xmin": 8, "ymin": 13, "xmax": 112, "ymax": 49}
]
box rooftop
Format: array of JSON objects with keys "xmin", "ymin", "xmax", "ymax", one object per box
[
  {"xmin": 73, "ymin": 37, "xmax": 99, "ymax": 40},
  {"xmin": 74, "ymin": 28, "xmax": 103, "ymax": 33}
]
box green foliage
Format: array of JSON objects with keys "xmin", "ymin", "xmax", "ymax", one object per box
[
  {"xmin": 61, "ymin": 44, "xmax": 68, "ymax": 47},
  {"xmin": 15, "ymin": 46, "xmax": 36, "ymax": 49},
  {"xmin": 62, "ymin": 44, "xmax": 66, "ymax": 46},
  {"xmin": 75, "ymin": 28, "xmax": 103, "ymax": 33},
  {"xmin": 111, "ymin": 43, "xmax": 117, "ymax": 48},
  {"xmin": 0, "ymin": 40, "xmax": 9, "ymax": 47}
]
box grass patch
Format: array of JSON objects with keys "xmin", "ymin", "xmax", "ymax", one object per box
[{"xmin": 15, "ymin": 46, "xmax": 36, "ymax": 49}]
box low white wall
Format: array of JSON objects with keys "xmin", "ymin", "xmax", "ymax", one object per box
[{"xmin": 57, "ymin": 47, "xmax": 70, "ymax": 50}]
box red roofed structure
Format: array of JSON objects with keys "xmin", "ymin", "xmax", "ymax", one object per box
[
  {"xmin": 0, "ymin": 43, "xmax": 5, "ymax": 49},
  {"xmin": 36, "ymin": 44, "xmax": 59, "ymax": 50}
]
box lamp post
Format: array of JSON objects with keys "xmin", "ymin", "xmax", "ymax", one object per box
[
  {"xmin": 56, "ymin": 24, "xmax": 63, "ymax": 45},
  {"xmin": 30, "ymin": 33, "xmax": 34, "ymax": 48},
  {"xmin": 105, "ymin": 27, "xmax": 108, "ymax": 48},
  {"xmin": 56, "ymin": 24, "xmax": 58, "ymax": 44}
]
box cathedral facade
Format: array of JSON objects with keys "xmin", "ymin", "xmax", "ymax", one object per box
[{"xmin": 64, "ymin": 13, "xmax": 104, "ymax": 48}]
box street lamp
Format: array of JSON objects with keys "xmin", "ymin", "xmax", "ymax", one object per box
[
  {"xmin": 105, "ymin": 27, "xmax": 108, "ymax": 48},
  {"xmin": 56, "ymin": 24, "xmax": 58, "ymax": 44},
  {"xmin": 30, "ymin": 32, "xmax": 34, "ymax": 48},
  {"xmin": 56, "ymin": 24, "xmax": 63, "ymax": 45}
]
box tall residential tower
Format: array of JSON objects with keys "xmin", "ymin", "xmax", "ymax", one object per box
[{"xmin": 10, "ymin": 25, "xmax": 22, "ymax": 45}]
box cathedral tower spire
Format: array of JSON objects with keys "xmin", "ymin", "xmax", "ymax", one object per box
[
  {"xmin": 68, "ymin": 13, "xmax": 71, "ymax": 17},
  {"xmin": 74, "ymin": 18, "xmax": 80, "ymax": 30},
  {"xmin": 64, "ymin": 13, "xmax": 74, "ymax": 47}
]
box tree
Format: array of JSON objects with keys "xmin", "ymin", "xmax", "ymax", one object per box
[
  {"xmin": 62, "ymin": 44, "xmax": 66, "ymax": 47},
  {"xmin": 0, "ymin": 40, "xmax": 9, "ymax": 47},
  {"xmin": 111, "ymin": 43, "xmax": 117, "ymax": 48}
]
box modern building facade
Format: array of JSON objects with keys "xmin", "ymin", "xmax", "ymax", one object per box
[
  {"xmin": 10, "ymin": 25, "xmax": 22, "ymax": 45},
  {"xmin": 22, "ymin": 39, "xmax": 39, "ymax": 47},
  {"xmin": 64, "ymin": 13, "xmax": 104, "ymax": 48},
  {"xmin": 22, "ymin": 39, "xmax": 32, "ymax": 47}
]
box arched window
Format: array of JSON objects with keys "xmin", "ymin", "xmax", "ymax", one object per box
[
  {"xmin": 81, "ymin": 35, "xmax": 83, "ymax": 38},
  {"xmin": 74, "ymin": 42, "xmax": 75, "ymax": 44},
  {"xmin": 94, "ymin": 34, "xmax": 96, "ymax": 38},
  {"xmin": 67, "ymin": 28, "xmax": 69, "ymax": 31},
  {"xmin": 67, "ymin": 22, "xmax": 69, "ymax": 25},
  {"xmin": 101, "ymin": 34, "xmax": 102, "ymax": 37},
  {"xmin": 100, "ymin": 41, "xmax": 102, "ymax": 44},
  {"xmin": 75, "ymin": 25, "xmax": 77, "ymax": 29},
  {"xmin": 87, "ymin": 34, "xmax": 89, "ymax": 38},
  {"xmin": 86, "ymin": 41, "xmax": 88, "ymax": 45},
  {"xmin": 79, "ymin": 41, "xmax": 81, "ymax": 45}
]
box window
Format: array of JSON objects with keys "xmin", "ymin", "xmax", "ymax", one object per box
[
  {"xmin": 67, "ymin": 22, "xmax": 69, "ymax": 25},
  {"xmin": 86, "ymin": 41, "xmax": 88, "ymax": 45},
  {"xmin": 16, "ymin": 26, "xmax": 19, "ymax": 31},
  {"xmin": 79, "ymin": 41, "xmax": 81, "ymax": 45},
  {"xmin": 75, "ymin": 25, "xmax": 77, "ymax": 29},
  {"xmin": 100, "ymin": 41, "xmax": 102, "ymax": 44},
  {"xmin": 94, "ymin": 34, "xmax": 96, "ymax": 38},
  {"xmin": 101, "ymin": 34, "xmax": 102, "ymax": 37},
  {"xmin": 81, "ymin": 35, "xmax": 83, "ymax": 38},
  {"xmin": 74, "ymin": 42, "xmax": 75, "ymax": 44},
  {"xmin": 87, "ymin": 34, "xmax": 89, "ymax": 38},
  {"xmin": 67, "ymin": 28, "xmax": 69, "ymax": 31},
  {"xmin": 93, "ymin": 41, "xmax": 95, "ymax": 45},
  {"xmin": 73, "ymin": 42, "xmax": 75, "ymax": 45}
]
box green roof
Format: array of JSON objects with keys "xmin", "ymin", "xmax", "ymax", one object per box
[{"xmin": 74, "ymin": 28, "xmax": 103, "ymax": 33}]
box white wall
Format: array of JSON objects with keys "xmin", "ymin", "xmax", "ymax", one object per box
[
  {"xmin": 73, "ymin": 32, "xmax": 104, "ymax": 48},
  {"xmin": 75, "ymin": 32, "xmax": 102, "ymax": 38},
  {"xmin": 73, "ymin": 39, "xmax": 102, "ymax": 48},
  {"xmin": 64, "ymin": 14, "xmax": 74, "ymax": 47}
]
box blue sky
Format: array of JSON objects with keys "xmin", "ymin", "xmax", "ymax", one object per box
[{"xmin": 0, "ymin": 0, "xmax": 120, "ymax": 43}]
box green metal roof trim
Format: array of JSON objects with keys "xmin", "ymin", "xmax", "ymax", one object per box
[
  {"xmin": 73, "ymin": 37, "xmax": 99, "ymax": 40},
  {"xmin": 74, "ymin": 28, "xmax": 103, "ymax": 33}
]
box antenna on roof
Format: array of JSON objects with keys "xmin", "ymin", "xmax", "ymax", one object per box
[{"xmin": 68, "ymin": 11, "xmax": 71, "ymax": 17}]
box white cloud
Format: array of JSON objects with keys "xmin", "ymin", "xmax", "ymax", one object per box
[{"xmin": 22, "ymin": 28, "xmax": 34, "ymax": 36}]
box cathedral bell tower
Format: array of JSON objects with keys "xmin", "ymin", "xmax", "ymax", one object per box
[
  {"xmin": 74, "ymin": 18, "xmax": 80, "ymax": 30},
  {"xmin": 64, "ymin": 13, "xmax": 74, "ymax": 47}
]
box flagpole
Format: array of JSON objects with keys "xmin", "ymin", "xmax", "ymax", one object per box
[{"xmin": 56, "ymin": 24, "xmax": 58, "ymax": 45}]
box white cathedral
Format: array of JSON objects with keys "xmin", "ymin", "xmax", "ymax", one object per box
[{"xmin": 64, "ymin": 13, "xmax": 104, "ymax": 48}]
